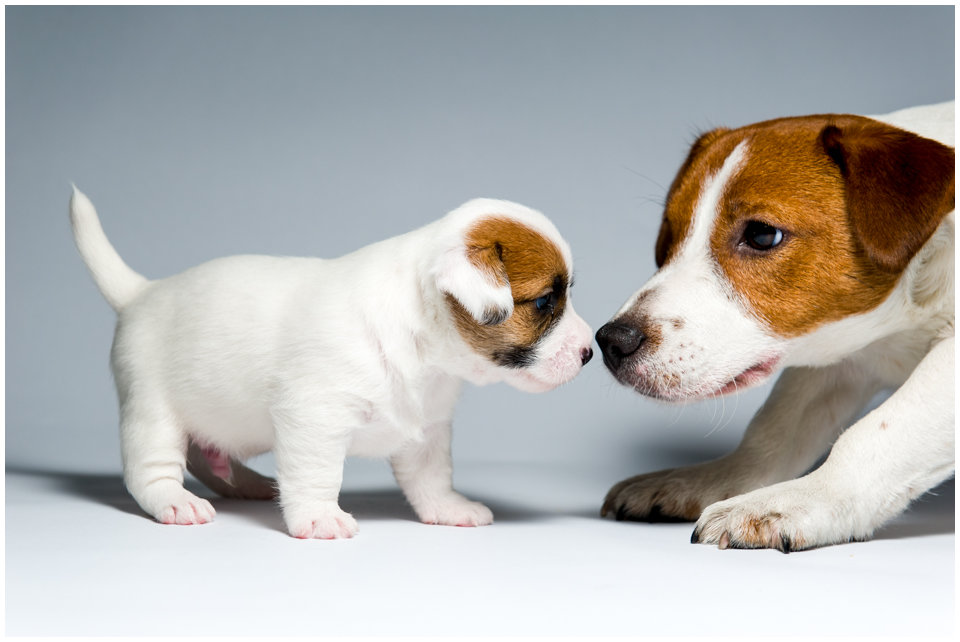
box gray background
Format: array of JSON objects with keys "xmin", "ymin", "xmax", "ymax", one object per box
[
  {"xmin": 5, "ymin": 8, "xmax": 955, "ymax": 637},
  {"xmin": 6, "ymin": 6, "xmax": 955, "ymax": 476}
]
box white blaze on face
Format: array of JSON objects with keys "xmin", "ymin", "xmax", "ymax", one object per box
[{"xmin": 620, "ymin": 141, "xmax": 786, "ymax": 400}]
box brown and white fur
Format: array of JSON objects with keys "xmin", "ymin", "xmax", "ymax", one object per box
[
  {"xmin": 597, "ymin": 101, "xmax": 954, "ymax": 552},
  {"xmin": 70, "ymin": 190, "xmax": 593, "ymax": 538}
]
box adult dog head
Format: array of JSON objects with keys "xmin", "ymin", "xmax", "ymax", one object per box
[{"xmin": 596, "ymin": 108, "xmax": 954, "ymax": 402}]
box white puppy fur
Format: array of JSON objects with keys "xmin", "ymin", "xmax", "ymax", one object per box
[{"xmin": 70, "ymin": 191, "xmax": 592, "ymax": 538}]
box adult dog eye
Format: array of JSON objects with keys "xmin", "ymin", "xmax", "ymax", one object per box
[
  {"xmin": 534, "ymin": 293, "xmax": 556, "ymax": 312},
  {"xmin": 742, "ymin": 221, "xmax": 784, "ymax": 251}
]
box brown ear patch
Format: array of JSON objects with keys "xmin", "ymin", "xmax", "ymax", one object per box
[
  {"xmin": 448, "ymin": 217, "xmax": 569, "ymax": 366},
  {"xmin": 820, "ymin": 120, "xmax": 955, "ymax": 272},
  {"xmin": 466, "ymin": 242, "xmax": 509, "ymax": 288}
]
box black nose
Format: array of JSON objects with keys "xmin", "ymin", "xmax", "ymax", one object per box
[
  {"xmin": 595, "ymin": 322, "xmax": 645, "ymax": 370},
  {"xmin": 581, "ymin": 347, "xmax": 593, "ymax": 365}
]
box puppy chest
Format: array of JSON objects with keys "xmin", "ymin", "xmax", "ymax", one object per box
[{"xmin": 346, "ymin": 419, "xmax": 418, "ymax": 458}]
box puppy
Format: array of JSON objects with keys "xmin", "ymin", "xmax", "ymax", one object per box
[
  {"xmin": 596, "ymin": 101, "xmax": 954, "ymax": 552},
  {"xmin": 70, "ymin": 189, "xmax": 593, "ymax": 538}
]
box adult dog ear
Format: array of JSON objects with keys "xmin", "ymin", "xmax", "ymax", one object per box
[
  {"xmin": 820, "ymin": 120, "xmax": 955, "ymax": 272},
  {"xmin": 434, "ymin": 238, "xmax": 514, "ymax": 326}
]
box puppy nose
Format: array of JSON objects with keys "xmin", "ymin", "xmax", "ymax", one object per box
[
  {"xmin": 595, "ymin": 322, "xmax": 644, "ymax": 370},
  {"xmin": 580, "ymin": 347, "xmax": 594, "ymax": 365}
]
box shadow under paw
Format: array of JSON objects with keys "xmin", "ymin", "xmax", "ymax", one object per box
[{"xmin": 612, "ymin": 501, "xmax": 698, "ymax": 523}]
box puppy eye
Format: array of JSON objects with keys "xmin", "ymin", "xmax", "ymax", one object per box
[
  {"xmin": 534, "ymin": 293, "xmax": 556, "ymax": 312},
  {"xmin": 741, "ymin": 221, "xmax": 784, "ymax": 251}
]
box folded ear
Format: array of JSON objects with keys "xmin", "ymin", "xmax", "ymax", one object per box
[
  {"xmin": 434, "ymin": 239, "xmax": 514, "ymax": 326},
  {"xmin": 820, "ymin": 120, "xmax": 955, "ymax": 272}
]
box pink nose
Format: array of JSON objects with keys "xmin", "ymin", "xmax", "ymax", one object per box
[{"xmin": 581, "ymin": 347, "xmax": 594, "ymax": 365}]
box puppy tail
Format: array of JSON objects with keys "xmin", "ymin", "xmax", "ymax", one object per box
[{"xmin": 69, "ymin": 185, "xmax": 150, "ymax": 311}]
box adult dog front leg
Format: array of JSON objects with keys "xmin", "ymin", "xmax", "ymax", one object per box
[
  {"xmin": 604, "ymin": 363, "xmax": 884, "ymax": 521},
  {"xmin": 695, "ymin": 336, "xmax": 955, "ymax": 551}
]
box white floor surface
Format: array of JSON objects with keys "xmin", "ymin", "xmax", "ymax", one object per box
[{"xmin": 4, "ymin": 462, "xmax": 955, "ymax": 637}]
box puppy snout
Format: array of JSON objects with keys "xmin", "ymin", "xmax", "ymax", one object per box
[
  {"xmin": 580, "ymin": 346, "xmax": 594, "ymax": 366},
  {"xmin": 596, "ymin": 322, "xmax": 644, "ymax": 370}
]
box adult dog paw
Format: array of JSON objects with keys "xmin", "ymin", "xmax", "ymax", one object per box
[
  {"xmin": 691, "ymin": 478, "xmax": 868, "ymax": 553},
  {"xmin": 602, "ymin": 458, "xmax": 760, "ymax": 522}
]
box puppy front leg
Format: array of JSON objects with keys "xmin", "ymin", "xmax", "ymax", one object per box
[
  {"xmin": 391, "ymin": 421, "xmax": 493, "ymax": 527},
  {"xmin": 273, "ymin": 411, "xmax": 357, "ymax": 539},
  {"xmin": 695, "ymin": 336, "xmax": 955, "ymax": 551},
  {"xmin": 604, "ymin": 363, "xmax": 884, "ymax": 521}
]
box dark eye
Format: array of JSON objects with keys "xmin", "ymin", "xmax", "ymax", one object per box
[
  {"xmin": 742, "ymin": 221, "xmax": 784, "ymax": 251},
  {"xmin": 534, "ymin": 293, "xmax": 556, "ymax": 313}
]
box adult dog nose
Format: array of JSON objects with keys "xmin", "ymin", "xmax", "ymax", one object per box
[
  {"xmin": 595, "ymin": 322, "xmax": 644, "ymax": 370},
  {"xmin": 580, "ymin": 346, "xmax": 594, "ymax": 365}
]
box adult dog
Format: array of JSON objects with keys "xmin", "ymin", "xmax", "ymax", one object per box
[{"xmin": 596, "ymin": 102, "xmax": 954, "ymax": 552}]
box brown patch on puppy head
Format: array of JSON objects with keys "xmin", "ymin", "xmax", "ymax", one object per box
[
  {"xmin": 672, "ymin": 114, "xmax": 955, "ymax": 338},
  {"xmin": 447, "ymin": 217, "xmax": 569, "ymax": 367}
]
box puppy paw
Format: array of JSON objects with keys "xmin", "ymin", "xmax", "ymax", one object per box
[
  {"xmin": 602, "ymin": 459, "xmax": 758, "ymax": 522},
  {"xmin": 413, "ymin": 493, "xmax": 494, "ymax": 527},
  {"xmin": 284, "ymin": 503, "xmax": 359, "ymax": 540},
  {"xmin": 143, "ymin": 485, "xmax": 216, "ymax": 525},
  {"xmin": 691, "ymin": 478, "xmax": 866, "ymax": 553}
]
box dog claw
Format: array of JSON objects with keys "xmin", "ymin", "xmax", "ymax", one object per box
[
  {"xmin": 718, "ymin": 532, "xmax": 731, "ymax": 550},
  {"xmin": 777, "ymin": 533, "xmax": 793, "ymax": 554}
]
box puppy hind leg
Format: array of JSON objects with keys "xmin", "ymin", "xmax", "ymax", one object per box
[
  {"xmin": 120, "ymin": 399, "xmax": 215, "ymax": 525},
  {"xmin": 186, "ymin": 441, "xmax": 277, "ymax": 500}
]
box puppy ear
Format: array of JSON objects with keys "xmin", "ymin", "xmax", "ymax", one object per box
[
  {"xmin": 820, "ymin": 121, "xmax": 955, "ymax": 272},
  {"xmin": 434, "ymin": 239, "xmax": 514, "ymax": 326}
]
